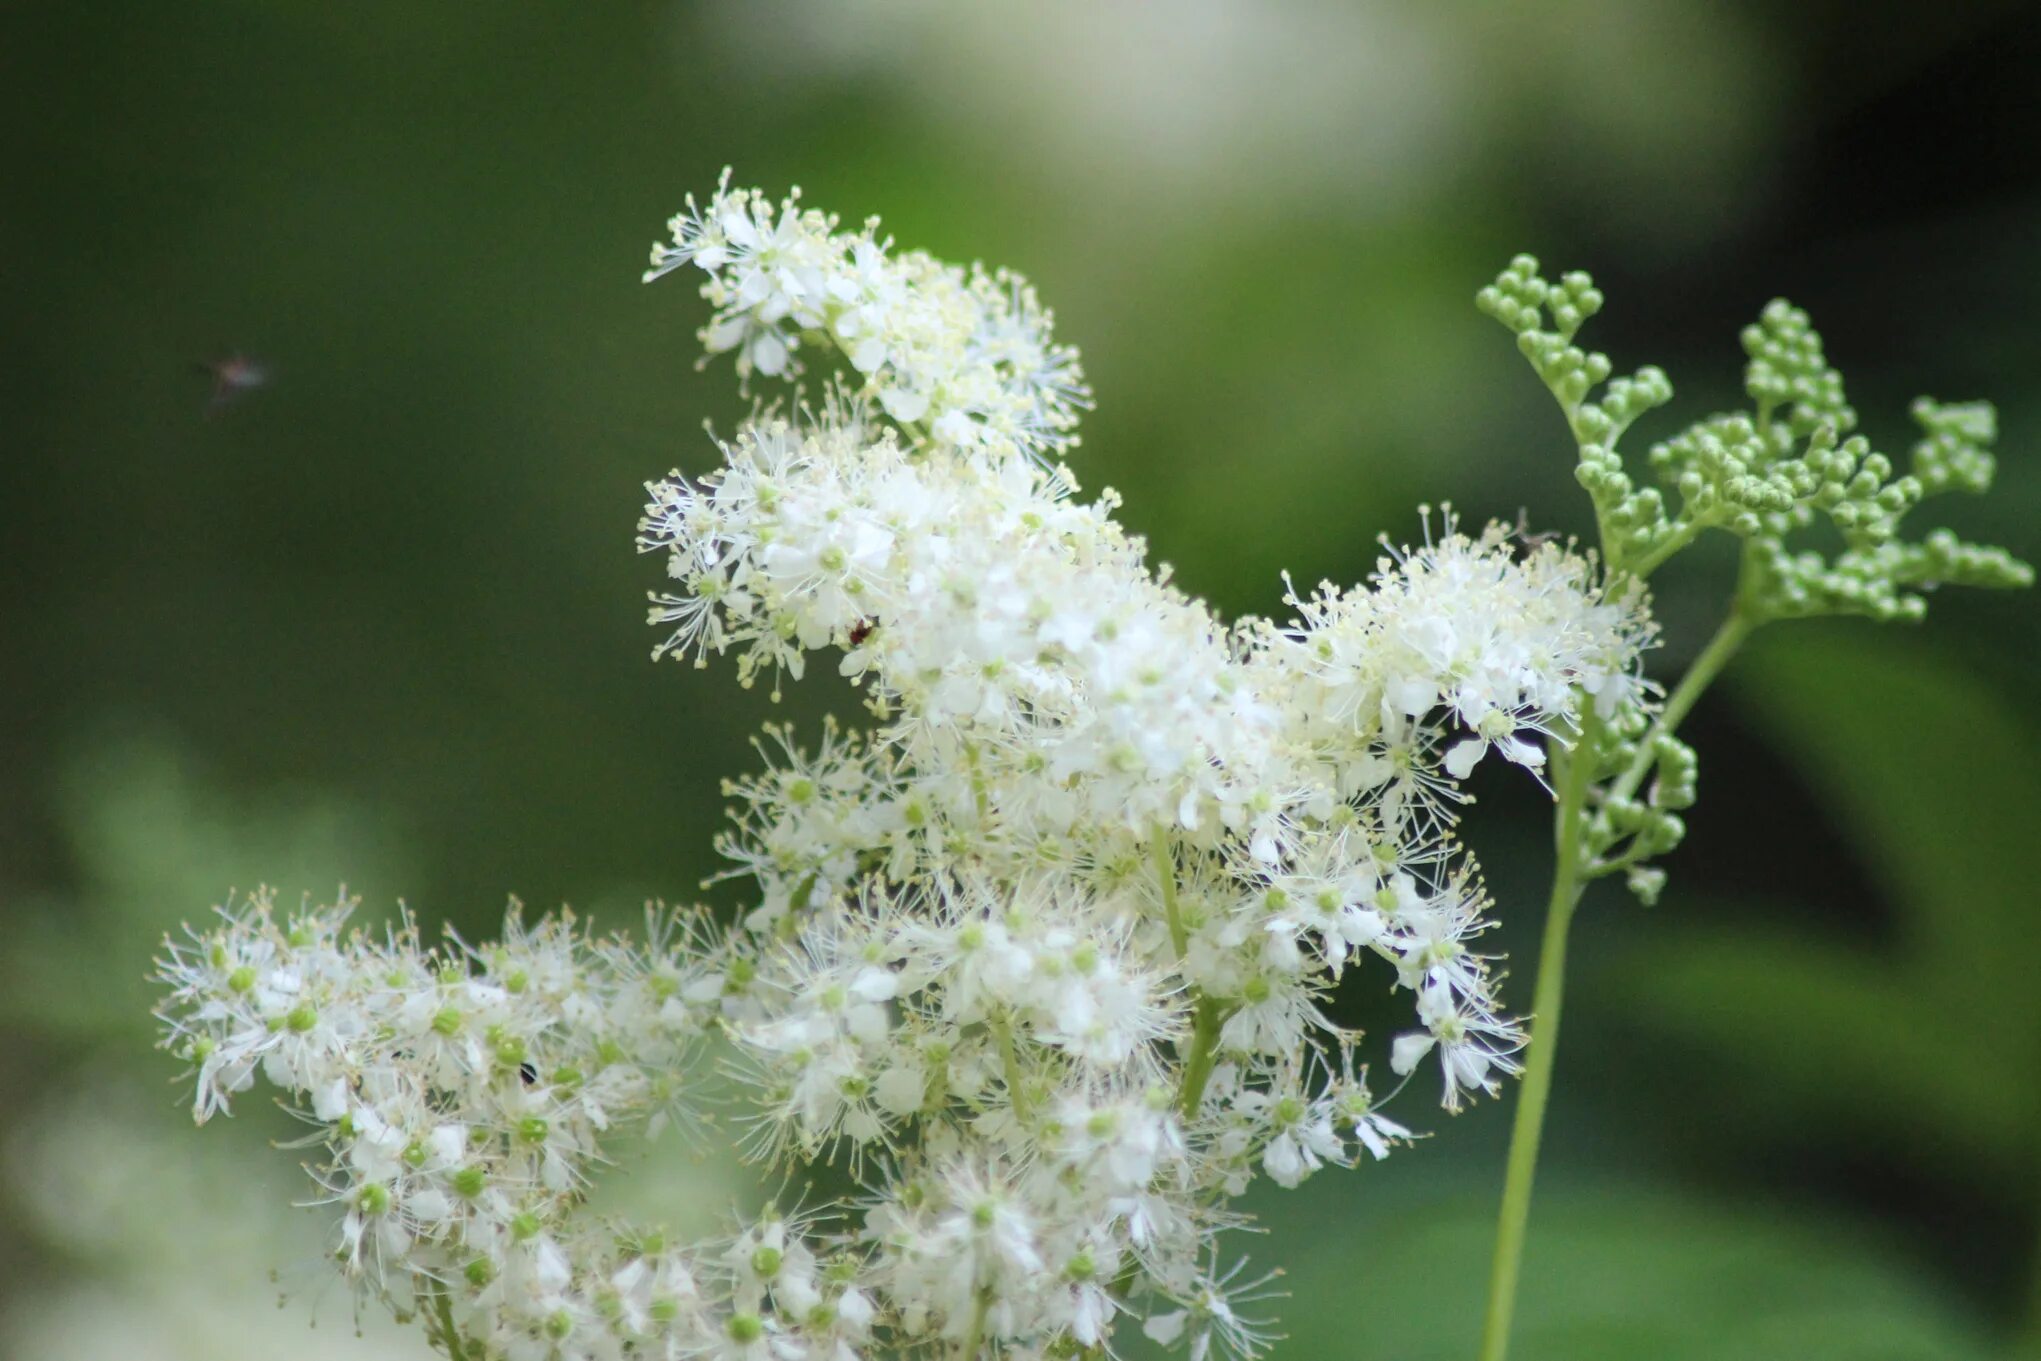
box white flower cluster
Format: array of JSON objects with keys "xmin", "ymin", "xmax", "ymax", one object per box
[
  {"xmin": 156, "ymin": 895, "xmax": 783, "ymax": 1359},
  {"xmin": 646, "ymin": 171, "xmax": 1088, "ymax": 462},
  {"xmin": 157, "ymin": 181, "xmax": 1655, "ymax": 1361}
]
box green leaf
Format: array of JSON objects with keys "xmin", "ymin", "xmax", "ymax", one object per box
[
  {"xmin": 1734, "ymin": 628, "xmax": 2038, "ymax": 1012},
  {"xmin": 1612, "ymin": 627, "xmax": 2040, "ymax": 1172}
]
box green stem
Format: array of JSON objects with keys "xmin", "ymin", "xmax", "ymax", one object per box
[
  {"xmin": 1155, "ymin": 833, "xmax": 1188, "ymax": 959},
  {"xmin": 966, "ymin": 740, "xmax": 990, "ymax": 822},
  {"xmin": 1177, "ymin": 999, "xmax": 1226, "ymax": 1118},
  {"xmin": 429, "ymin": 1285, "xmax": 467, "ymax": 1361},
  {"xmin": 992, "ymin": 1014, "xmax": 1031, "ymax": 1125},
  {"xmin": 1153, "ymin": 832, "xmax": 1228, "ymax": 1118},
  {"xmin": 1481, "ymin": 593, "xmax": 1756, "ymax": 1359},
  {"xmin": 1605, "ymin": 608, "xmax": 1753, "ymax": 810},
  {"xmin": 1477, "ymin": 718, "xmax": 1594, "ymax": 1361},
  {"xmin": 774, "ymin": 870, "xmax": 821, "ymax": 942},
  {"xmin": 1582, "ymin": 833, "xmax": 1658, "ymax": 882},
  {"xmin": 1623, "ymin": 519, "xmax": 1705, "ymax": 580},
  {"xmin": 959, "ymin": 1284, "xmax": 993, "ymax": 1361}
]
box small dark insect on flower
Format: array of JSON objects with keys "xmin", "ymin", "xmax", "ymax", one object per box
[
  {"xmin": 519, "ymin": 1061, "xmax": 539, "ymax": 1086},
  {"xmin": 848, "ymin": 619, "xmax": 876, "ymax": 647},
  {"xmin": 198, "ymin": 351, "xmax": 269, "ymax": 416}
]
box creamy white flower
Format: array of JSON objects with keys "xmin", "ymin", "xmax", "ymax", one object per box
[{"xmin": 159, "ymin": 182, "xmax": 1661, "ymax": 1361}]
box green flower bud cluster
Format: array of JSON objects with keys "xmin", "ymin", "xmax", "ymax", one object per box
[
  {"xmin": 1581, "ymin": 723, "xmax": 1696, "ymax": 905},
  {"xmin": 1478, "ymin": 256, "xmax": 1678, "ymax": 573},
  {"xmin": 1486, "ymin": 254, "xmax": 2030, "ymax": 907},
  {"xmin": 1908, "ymin": 397, "xmax": 1998, "ymax": 496},
  {"xmin": 1732, "ymin": 396, "xmax": 2025, "ymax": 621},
  {"xmin": 1740, "ymin": 298, "xmax": 1855, "ymax": 438},
  {"xmin": 1482, "ymin": 259, "xmax": 2031, "ymax": 622}
]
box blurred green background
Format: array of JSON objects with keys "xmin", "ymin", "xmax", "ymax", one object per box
[{"xmin": 4, "ymin": 3, "xmax": 2037, "ymax": 1357}]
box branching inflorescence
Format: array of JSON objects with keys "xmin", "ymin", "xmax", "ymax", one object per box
[
  {"xmin": 156, "ymin": 190, "xmax": 2026, "ymax": 1361},
  {"xmin": 1471, "ymin": 255, "xmax": 2027, "ymax": 1360}
]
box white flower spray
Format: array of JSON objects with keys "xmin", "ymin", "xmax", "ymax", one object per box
[{"xmin": 156, "ymin": 179, "xmax": 2025, "ymax": 1361}]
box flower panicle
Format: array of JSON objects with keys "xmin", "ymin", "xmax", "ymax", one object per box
[{"xmin": 159, "ymin": 185, "xmax": 1668, "ymax": 1361}]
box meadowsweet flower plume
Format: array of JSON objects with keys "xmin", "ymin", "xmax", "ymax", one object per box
[{"xmin": 158, "ymin": 180, "xmax": 2023, "ymax": 1361}]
